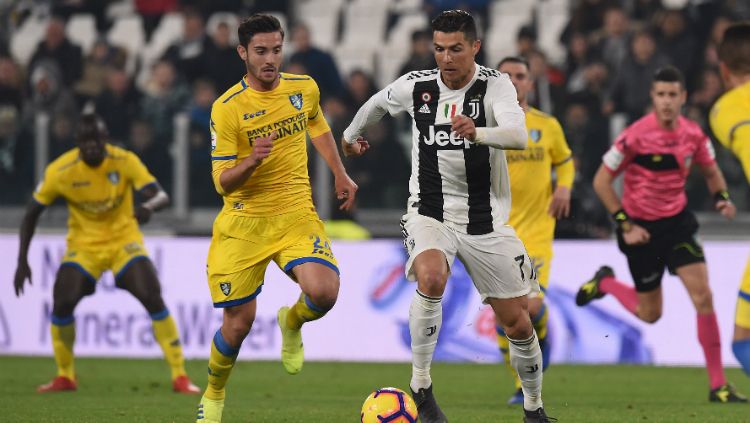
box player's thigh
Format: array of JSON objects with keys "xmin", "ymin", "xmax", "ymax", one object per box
[
  {"xmin": 115, "ymin": 258, "xmax": 167, "ymax": 314},
  {"xmin": 291, "ymin": 262, "xmax": 340, "ymax": 307},
  {"xmin": 457, "ymin": 228, "xmax": 538, "ymax": 304},
  {"xmin": 400, "ymin": 213, "xmax": 458, "ymax": 290},
  {"xmin": 52, "ymin": 264, "xmax": 96, "ymax": 315},
  {"xmin": 619, "ymin": 235, "xmax": 666, "ymax": 294}
]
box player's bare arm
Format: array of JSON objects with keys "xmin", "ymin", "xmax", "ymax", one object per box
[
  {"xmin": 548, "ymin": 186, "xmax": 571, "ymax": 219},
  {"xmin": 312, "ymin": 130, "xmax": 359, "ymax": 210},
  {"xmin": 13, "ymin": 201, "xmax": 46, "ymax": 296},
  {"xmin": 135, "ymin": 183, "xmax": 170, "ymax": 224},
  {"xmin": 700, "ymin": 163, "xmax": 736, "ymax": 220},
  {"xmin": 218, "ymin": 131, "xmax": 276, "ymax": 194},
  {"xmin": 593, "ymin": 164, "xmax": 650, "ymax": 245}
]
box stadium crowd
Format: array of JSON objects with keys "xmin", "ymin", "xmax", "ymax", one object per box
[{"xmin": 0, "ymin": 0, "xmax": 748, "ymax": 238}]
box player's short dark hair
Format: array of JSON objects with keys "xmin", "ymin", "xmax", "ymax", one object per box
[
  {"xmin": 431, "ymin": 9, "xmax": 478, "ymax": 41},
  {"xmin": 238, "ymin": 14, "xmax": 284, "ymax": 47},
  {"xmin": 652, "ymin": 65, "xmax": 685, "ymax": 88},
  {"xmin": 76, "ymin": 113, "xmax": 108, "ymax": 142},
  {"xmin": 497, "ymin": 56, "xmax": 529, "ymax": 71},
  {"xmin": 718, "ymin": 22, "xmax": 750, "ymax": 75}
]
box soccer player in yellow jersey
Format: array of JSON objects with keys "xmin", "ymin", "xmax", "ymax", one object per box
[
  {"xmin": 13, "ymin": 114, "xmax": 199, "ymax": 395},
  {"xmin": 710, "ymin": 22, "xmax": 750, "ymax": 377},
  {"xmin": 496, "ymin": 56, "xmax": 575, "ymax": 404},
  {"xmin": 195, "ymin": 15, "xmax": 359, "ymax": 422}
]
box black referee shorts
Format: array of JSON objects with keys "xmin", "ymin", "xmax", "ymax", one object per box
[{"xmin": 616, "ymin": 209, "xmax": 705, "ymax": 292}]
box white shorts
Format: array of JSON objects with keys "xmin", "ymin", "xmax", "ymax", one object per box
[{"xmin": 401, "ymin": 213, "xmax": 540, "ymax": 302}]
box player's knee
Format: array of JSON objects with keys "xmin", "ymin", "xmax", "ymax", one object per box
[
  {"xmin": 640, "ymin": 309, "xmax": 662, "ymax": 324},
  {"xmin": 500, "ymin": 311, "xmax": 533, "ymax": 340},
  {"xmin": 52, "ymin": 300, "xmax": 78, "ymax": 318},
  {"xmin": 691, "ymin": 288, "xmax": 713, "ymax": 311},
  {"xmin": 308, "ymin": 277, "xmax": 339, "ymax": 311},
  {"xmin": 222, "ymin": 319, "xmax": 253, "ymax": 346},
  {"xmin": 139, "ymin": 293, "xmax": 167, "ymax": 315},
  {"xmin": 417, "ymin": 270, "xmax": 448, "ymax": 297}
]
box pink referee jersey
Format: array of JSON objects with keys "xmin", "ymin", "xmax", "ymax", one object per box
[{"xmin": 602, "ymin": 112, "xmax": 716, "ymax": 221}]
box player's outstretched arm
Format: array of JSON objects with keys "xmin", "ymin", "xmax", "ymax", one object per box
[
  {"xmin": 135, "ymin": 182, "xmax": 170, "ymax": 224},
  {"xmin": 312, "ymin": 130, "xmax": 359, "ymax": 211},
  {"xmin": 342, "ymin": 88, "xmax": 392, "ymax": 156},
  {"xmin": 700, "ymin": 163, "xmax": 736, "ymax": 220},
  {"xmin": 14, "ymin": 201, "xmax": 46, "ymax": 296}
]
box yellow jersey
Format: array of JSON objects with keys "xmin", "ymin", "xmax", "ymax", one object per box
[
  {"xmin": 506, "ymin": 107, "xmax": 574, "ymax": 246},
  {"xmin": 33, "ymin": 144, "xmax": 156, "ymax": 246},
  {"xmin": 710, "ymin": 80, "xmax": 750, "ymax": 183},
  {"xmin": 210, "ymin": 73, "xmax": 331, "ymax": 218}
]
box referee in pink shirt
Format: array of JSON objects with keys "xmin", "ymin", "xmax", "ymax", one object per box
[{"xmin": 576, "ymin": 65, "xmax": 747, "ymax": 403}]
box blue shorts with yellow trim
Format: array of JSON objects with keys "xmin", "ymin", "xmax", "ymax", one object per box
[
  {"xmin": 207, "ymin": 208, "xmax": 338, "ymax": 308},
  {"xmin": 736, "ymin": 257, "xmax": 750, "ymax": 328},
  {"xmin": 61, "ymin": 235, "xmax": 149, "ymax": 283}
]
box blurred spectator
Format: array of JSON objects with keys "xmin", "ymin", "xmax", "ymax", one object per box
[
  {"xmin": 655, "ymin": 9, "xmax": 698, "ymax": 89},
  {"xmin": 283, "ymin": 59, "xmax": 308, "ymax": 75},
  {"xmin": 187, "ymin": 79, "xmax": 220, "ymax": 206},
  {"xmin": 593, "ymin": 7, "xmax": 632, "ymax": 74},
  {"xmin": 0, "ymin": 56, "xmax": 24, "ymax": 112},
  {"xmin": 626, "ymin": 0, "xmax": 665, "ymax": 25},
  {"xmin": 49, "ymin": 114, "xmax": 76, "ymax": 160},
  {"xmin": 135, "ymin": 0, "xmax": 178, "ymax": 43},
  {"xmin": 24, "ymin": 60, "xmax": 79, "ymax": 130},
  {"xmin": 526, "ymin": 50, "xmax": 566, "ymax": 117},
  {"xmin": 203, "ymin": 21, "xmax": 246, "ymax": 91},
  {"xmin": 128, "ymin": 119, "xmax": 171, "ymax": 191},
  {"xmin": 561, "ymin": 0, "xmax": 619, "ymax": 45},
  {"xmin": 398, "ymin": 30, "xmax": 437, "ymax": 76},
  {"xmin": 686, "ymin": 67, "xmax": 722, "ymax": 129},
  {"xmin": 702, "ymin": 15, "xmax": 733, "ymax": 69},
  {"xmin": 0, "ymin": 105, "xmax": 31, "ymax": 204},
  {"xmin": 564, "ymin": 32, "xmax": 601, "ymax": 94},
  {"xmin": 516, "ymin": 25, "xmax": 538, "ymax": 58},
  {"xmin": 162, "ymin": 7, "xmax": 211, "ymax": 84},
  {"xmin": 607, "ymin": 30, "xmax": 669, "ymax": 123},
  {"xmin": 289, "ymin": 24, "xmax": 343, "ymax": 99},
  {"xmin": 139, "ymin": 60, "xmax": 190, "ymax": 144},
  {"xmin": 74, "ymin": 38, "xmax": 128, "ymax": 102},
  {"xmin": 95, "ymin": 67, "xmax": 141, "ymax": 145},
  {"xmin": 52, "ymin": 0, "xmax": 114, "ymax": 35},
  {"xmin": 342, "ymin": 69, "xmax": 378, "ymax": 110},
  {"xmin": 29, "ymin": 17, "xmax": 82, "ymax": 86}
]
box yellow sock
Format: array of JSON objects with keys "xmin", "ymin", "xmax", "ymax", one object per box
[
  {"xmin": 50, "ymin": 316, "xmax": 76, "ymax": 380},
  {"xmin": 205, "ymin": 329, "xmax": 239, "ymax": 401},
  {"xmin": 286, "ymin": 293, "xmax": 328, "ymax": 331},
  {"xmin": 151, "ymin": 310, "xmax": 186, "ymax": 380},
  {"xmin": 496, "ymin": 326, "xmax": 522, "ymax": 390}
]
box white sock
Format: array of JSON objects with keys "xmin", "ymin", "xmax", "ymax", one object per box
[
  {"xmin": 409, "ymin": 289, "xmax": 442, "ymax": 392},
  {"xmin": 508, "ymin": 330, "xmax": 544, "ymax": 411}
]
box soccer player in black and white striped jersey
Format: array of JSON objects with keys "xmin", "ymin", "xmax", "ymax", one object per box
[{"xmin": 342, "ymin": 10, "xmax": 554, "ymax": 423}]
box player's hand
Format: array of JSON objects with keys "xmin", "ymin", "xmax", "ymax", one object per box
[
  {"xmin": 134, "ymin": 205, "xmax": 153, "ymax": 224},
  {"xmin": 548, "ymin": 186, "xmax": 571, "ymax": 218},
  {"xmin": 249, "ymin": 131, "xmax": 276, "ymax": 166},
  {"xmin": 335, "ymin": 172, "xmax": 358, "ymax": 211},
  {"xmin": 14, "ymin": 260, "xmax": 32, "ymax": 297},
  {"xmin": 342, "ymin": 136, "xmax": 370, "ymax": 157},
  {"xmin": 451, "ymin": 115, "xmax": 477, "ymax": 140},
  {"xmin": 716, "ymin": 199, "xmax": 736, "ymax": 220},
  {"xmin": 622, "ymin": 224, "xmax": 650, "ymax": 246}
]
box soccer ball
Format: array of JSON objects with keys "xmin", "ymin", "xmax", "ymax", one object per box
[{"xmin": 360, "ymin": 387, "xmax": 418, "ymax": 423}]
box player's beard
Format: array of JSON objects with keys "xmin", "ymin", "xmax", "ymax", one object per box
[{"xmin": 246, "ymin": 59, "xmax": 279, "ymax": 89}]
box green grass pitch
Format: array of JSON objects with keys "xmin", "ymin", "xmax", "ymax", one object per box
[{"xmin": 0, "ymin": 356, "xmax": 748, "ymax": 422}]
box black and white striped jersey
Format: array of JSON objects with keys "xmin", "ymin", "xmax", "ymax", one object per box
[{"xmin": 343, "ymin": 64, "xmax": 525, "ymax": 235}]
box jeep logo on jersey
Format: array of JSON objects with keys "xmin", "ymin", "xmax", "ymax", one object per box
[
  {"xmin": 107, "ymin": 171, "xmax": 119, "ymax": 185},
  {"xmin": 289, "ymin": 93, "xmax": 303, "ymax": 110},
  {"xmin": 220, "ymin": 282, "xmax": 231, "ymax": 296},
  {"xmin": 420, "ymin": 124, "xmax": 474, "ymax": 149}
]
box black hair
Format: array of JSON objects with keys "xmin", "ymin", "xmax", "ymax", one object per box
[
  {"xmin": 430, "ymin": 9, "xmax": 478, "ymax": 41},
  {"xmin": 76, "ymin": 113, "xmax": 108, "ymax": 142},
  {"xmin": 238, "ymin": 14, "xmax": 284, "ymax": 47},
  {"xmin": 719, "ymin": 22, "xmax": 750, "ymax": 75},
  {"xmin": 497, "ymin": 56, "xmax": 530, "ymax": 71},
  {"xmin": 652, "ymin": 65, "xmax": 685, "ymax": 87}
]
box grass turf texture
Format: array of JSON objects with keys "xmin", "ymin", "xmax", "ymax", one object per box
[{"xmin": 0, "ymin": 357, "xmax": 748, "ymax": 422}]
